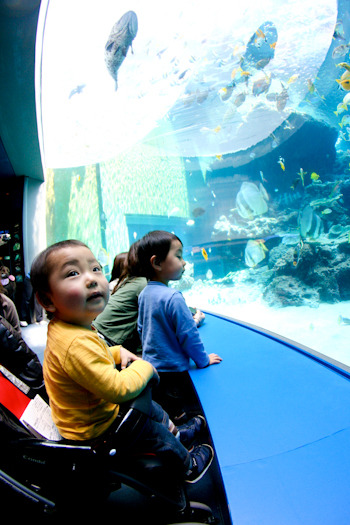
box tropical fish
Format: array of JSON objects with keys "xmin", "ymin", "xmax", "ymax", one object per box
[
  {"xmin": 297, "ymin": 168, "xmax": 306, "ymax": 185},
  {"xmin": 332, "ymin": 44, "xmax": 350, "ymax": 59},
  {"xmin": 292, "ymin": 240, "xmax": 303, "ymax": 267},
  {"xmin": 290, "ymin": 177, "xmax": 301, "ymax": 190},
  {"xmin": 252, "ymin": 73, "xmax": 271, "ymax": 96},
  {"xmin": 336, "ymin": 75, "xmax": 350, "ymax": 91},
  {"xmin": 307, "ymin": 79, "xmax": 315, "ymax": 94},
  {"xmin": 218, "ymin": 84, "xmax": 234, "ymax": 101},
  {"xmin": 236, "ymin": 182, "xmax": 269, "ymax": 219},
  {"xmin": 277, "ymin": 156, "xmax": 285, "ymax": 171},
  {"xmin": 213, "ymin": 125, "xmax": 221, "ymax": 133},
  {"xmin": 276, "ymin": 87, "xmax": 289, "ymax": 111},
  {"xmin": 69, "ymin": 84, "xmax": 86, "ymax": 99},
  {"xmin": 105, "ymin": 11, "xmax": 138, "ymax": 90},
  {"xmin": 334, "ymin": 102, "xmax": 347, "ymax": 116},
  {"xmin": 321, "ymin": 208, "xmax": 332, "ymax": 215},
  {"xmin": 287, "ymin": 74, "xmax": 299, "ymax": 84},
  {"xmin": 244, "ymin": 239, "xmax": 268, "ymax": 268},
  {"xmin": 206, "ymin": 269, "xmax": 213, "ymax": 280},
  {"xmin": 310, "ymin": 172, "xmax": 320, "ymax": 182},
  {"xmin": 338, "ymin": 315, "xmax": 350, "ymax": 325},
  {"xmin": 339, "ymin": 114, "xmax": 350, "ymax": 127},
  {"xmin": 333, "ymin": 21, "xmax": 345, "ymax": 41},
  {"xmin": 186, "ymin": 219, "xmax": 195, "ymax": 226},
  {"xmin": 192, "ymin": 207, "xmax": 206, "ymax": 217},
  {"xmin": 201, "ymin": 248, "xmax": 208, "ymax": 261},
  {"xmin": 260, "ymin": 170, "xmax": 267, "ymax": 183},
  {"xmin": 233, "ymin": 91, "xmax": 247, "ymax": 107}
]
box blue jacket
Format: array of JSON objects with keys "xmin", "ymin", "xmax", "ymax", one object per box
[{"xmin": 138, "ymin": 281, "xmax": 210, "ymax": 372}]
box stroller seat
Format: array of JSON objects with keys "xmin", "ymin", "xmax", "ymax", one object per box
[{"xmin": 0, "ymin": 366, "xmax": 216, "ymax": 523}]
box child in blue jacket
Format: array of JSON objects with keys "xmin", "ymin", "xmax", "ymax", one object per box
[{"xmin": 137, "ymin": 230, "xmax": 222, "ymax": 420}]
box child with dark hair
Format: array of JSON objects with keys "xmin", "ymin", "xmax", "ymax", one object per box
[
  {"xmin": 93, "ymin": 241, "xmax": 147, "ymax": 352},
  {"xmin": 30, "ymin": 239, "xmax": 214, "ymax": 483},
  {"xmin": 109, "ymin": 251, "xmax": 128, "ymax": 292},
  {"xmin": 137, "ymin": 230, "xmax": 222, "ymax": 419}
]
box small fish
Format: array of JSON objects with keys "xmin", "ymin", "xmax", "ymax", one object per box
[
  {"xmin": 339, "ymin": 114, "xmax": 350, "ymax": 127},
  {"xmin": 215, "ymin": 154, "xmax": 223, "ymax": 161},
  {"xmin": 192, "ymin": 207, "xmax": 206, "ymax": 217},
  {"xmin": 276, "ymin": 88, "xmax": 289, "ymax": 111},
  {"xmin": 69, "ymin": 84, "xmax": 86, "ymax": 99},
  {"xmin": 338, "ymin": 315, "xmax": 350, "ymax": 325},
  {"xmin": 260, "ymin": 170, "xmax": 267, "ymax": 183},
  {"xmin": 333, "ymin": 21, "xmax": 345, "ymax": 41},
  {"xmin": 321, "ymin": 208, "xmax": 332, "ymax": 215},
  {"xmin": 213, "ymin": 125, "xmax": 222, "ymax": 133},
  {"xmin": 277, "ymin": 156, "xmax": 285, "ymax": 171},
  {"xmin": 310, "ymin": 172, "xmax": 320, "ymax": 182},
  {"xmin": 297, "ymin": 168, "xmax": 306, "ymax": 185},
  {"xmin": 252, "ymin": 73, "xmax": 271, "ymax": 96},
  {"xmin": 186, "ymin": 219, "xmax": 195, "ymax": 226},
  {"xmin": 307, "ymin": 79, "xmax": 315, "ymax": 94},
  {"xmin": 219, "ymin": 85, "xmax": 234, "ymax": 101},
  {"xmin": 206, "ymin": 269, "xmax": 213, "ymax": 280},
  {"xmin": 201, "ymin": 248, "xmax": 208, "ymax": 261},
  {"xmin": 334, "ymin": 102, "xmax": 347, "ymax": 116},
  {"xmin": 133, "ymin": 231, "xmax": 137, "ymax": 239},
  {"xmin": 292, "ymin": 240, "xmax": 303, "ymax": 267},
  {"xmin": 290, "ymin": 177, "xmax": 300, "ymax": 190},
  {"xmin": 330, "ymin": 181, "xmax": 341, "ymax": 197},
  {"xmin": 332, "ymin": 44, "xmax": 350, "ymax": 59},
  {"xmin": 287, "ymin": 74, "xmax": 299, "ymax": 84}
]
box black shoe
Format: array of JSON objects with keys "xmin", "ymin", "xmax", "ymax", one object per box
[
  {"xmin": 178, "ymin": 415, "xmax": 206, "ymax": 449},
  {"xmin": 186, "ymin": 444, "xmax": 214, "ymax": 484}
]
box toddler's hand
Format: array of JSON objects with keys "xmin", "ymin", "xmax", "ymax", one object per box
[
  {"xmin": 194, "ymin": 309, "xmax": 205, "ymax": 327},
  {"xmin": 120, "ymin": 346, "xmax": 141, "ymax": 369},
  {"xmin": 208, "ymin": 353, "xmax": 222, "ymax": 365}
]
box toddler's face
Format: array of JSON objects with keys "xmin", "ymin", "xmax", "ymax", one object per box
[
  {"xmin": 158, "ymin": 239, "xmax": 186, "ymax": 284},
  {"xmin": 45, "ymin": 245, "xmax": 109, "ymax": 329}
]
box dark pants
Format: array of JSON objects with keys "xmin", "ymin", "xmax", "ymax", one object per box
[{"xmin": 152, "ymin": 371, "xmax": 199, "ymax": 421}]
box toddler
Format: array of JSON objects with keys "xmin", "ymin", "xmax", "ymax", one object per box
[
  {"xmin": 30, "ymin": 239, "xmax": 214, "ymax": 483},
  {"xmin": 137, "ymin": 230, "xmax": 222, "ymax": 419}
]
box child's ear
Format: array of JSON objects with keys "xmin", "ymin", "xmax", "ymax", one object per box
[
  {"xmin": 36, "ymin": 291, "xmax": 56, "ymax": 313},
  {"xmin": 150, "ymin": 255, "xmax": 162, "ymax": 272}
]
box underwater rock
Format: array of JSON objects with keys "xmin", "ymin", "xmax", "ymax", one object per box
[
  {"xmin": 263, "ymin": 276, "xmax": 320, "ymax": 308},
  {"xmin": 236, "ymin": 182, "xmax": 269, "ymax": 219},
  {"xmin": 298, "ymin": 205, "xmax": 324, "ymax": 239}
]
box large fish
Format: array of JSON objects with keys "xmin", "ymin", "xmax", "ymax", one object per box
[{"xmin": 105, "ymin": 11, "xmax": 138, "ymax": 90}]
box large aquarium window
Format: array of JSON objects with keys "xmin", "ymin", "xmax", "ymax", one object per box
[{"xmin": 37, "ymin": 0, "xmax": 350, "ymax": 365}]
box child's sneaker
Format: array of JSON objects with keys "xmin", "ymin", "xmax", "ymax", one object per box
[
  {"xmin": 185, "ymin": 444, "xmax": 214, "ymax": 484},
  {"xmin": 178, "ymin": 415, "xmax": 206, "ymax": 449}
]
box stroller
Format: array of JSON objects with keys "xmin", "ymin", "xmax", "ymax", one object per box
[{"xmin": 0, "ymin": 336, "xmax": 218, "ymax": 523}]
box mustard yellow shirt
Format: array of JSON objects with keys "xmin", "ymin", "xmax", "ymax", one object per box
[{"xmin": 43, "ymin": 318, "xmax": 154, "ymax": 441}]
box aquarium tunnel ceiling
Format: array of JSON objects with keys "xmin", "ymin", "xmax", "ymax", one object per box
[{"xmin": 39, "ymin": 0, "xmax": 338, "ymax": 170}]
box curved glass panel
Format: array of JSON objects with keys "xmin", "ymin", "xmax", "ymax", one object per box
[{"xmin": 38, "ymin": 0, "xmax": 350, "ymax": 365}]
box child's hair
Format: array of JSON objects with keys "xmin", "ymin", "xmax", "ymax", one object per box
[
  {"xmin": 110, "ymin": 252, "xmax": 128, "ymax": 283},
  {"xmin": 30, "ymin": 239, "xmax": 89, "ymax": 305},
  {"xmin": 137, "ymin": 230, "xmax": 182, "ymax": 279},
  {"xmin": 113, "ymin": 241, "xmax": 144, "ymax": 293}
]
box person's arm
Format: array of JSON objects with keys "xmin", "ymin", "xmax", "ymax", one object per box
[{"xmin": 65, "ymin": 334, "xmax": 156, "ymax": 404}]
